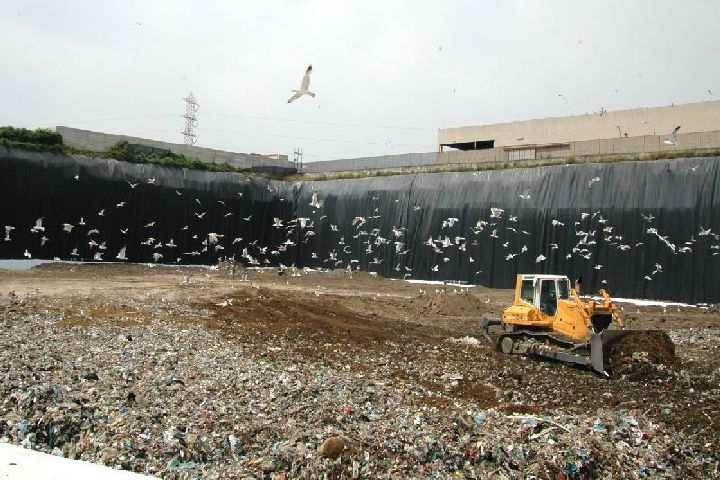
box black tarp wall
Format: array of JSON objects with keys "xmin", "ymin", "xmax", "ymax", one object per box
[{"xmin": 2, "ymin": 147, "xmax": 719, "ymax": 303}]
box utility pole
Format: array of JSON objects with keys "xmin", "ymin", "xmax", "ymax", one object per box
[
  {"xmin": 182, "ymin": 92, "xmax": 199, "ymax": 145},
  {"xmin": 293, "ymin": 147, "xmax": 303, "ymax": 170}
]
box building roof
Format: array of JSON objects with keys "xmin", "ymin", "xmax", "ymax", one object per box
[{"xmin": 439, "ymin": 100, "xmax": 720, "ymax": 150}]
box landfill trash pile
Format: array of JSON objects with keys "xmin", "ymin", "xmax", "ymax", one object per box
[{"xmin": 0, "ymin": 264, "xmax": 719, "ymax": 478}]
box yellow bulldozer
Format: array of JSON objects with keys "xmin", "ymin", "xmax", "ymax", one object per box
[{"xmin": 481, "ymin": 274, "xmax": 675, "ymax": 375}]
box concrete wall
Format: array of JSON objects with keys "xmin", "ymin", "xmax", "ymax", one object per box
[
  {"xmin": 439, "ymin": 100, "xmax": 720, "ymax": 149},
  {"xmin": 302, "ymin": 152, "xmax": 438, "ymax": 172},
  {"xmin": 56, "ymin": 126, "xmax": 291, "ymax": 170},
  {"xmin": 304, "ymin": 129, "xmax": 720, "ymax": 173}
]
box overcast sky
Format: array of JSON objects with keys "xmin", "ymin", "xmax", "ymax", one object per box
[{"xmin": 2, "ymin": 1, "xmax": 719, "ymax": 162}]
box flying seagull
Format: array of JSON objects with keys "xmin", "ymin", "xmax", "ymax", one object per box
[
  {"xmin": 663, "ymin": 126, "xmax": 681, "ymax": 145},
  {"xmin": 587, "ymin": 176, "xmax": 601, "ymax": 188},
  {"xmin": 30, "ymin": 218, "xmax": 44, "ymax": 233},
  {"xmin": 287, "ymin": 65, "xmax": 315, "ymax": 103}
]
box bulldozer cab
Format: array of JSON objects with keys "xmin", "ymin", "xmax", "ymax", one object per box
[{"xmin": 516, "ymin": 274, "xmax": 571, "ymax": 317}]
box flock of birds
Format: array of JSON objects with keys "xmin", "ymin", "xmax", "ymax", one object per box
[
  {"xmin": 3, "ymin": 163, "xmax": 719, "ymax": 288},
  {"xmin": 1, "ymin": 63, "xmax": 714, "ymax": 285}
]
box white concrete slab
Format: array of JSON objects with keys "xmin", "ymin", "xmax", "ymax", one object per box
[{"xmin": 0, "ymin": 443, "xmax": 156, "ymax": 480}]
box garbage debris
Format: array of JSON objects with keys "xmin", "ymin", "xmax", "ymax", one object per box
[{"xmin": 0, "ymin": 265, "xmax": 718, "ymax": 478}]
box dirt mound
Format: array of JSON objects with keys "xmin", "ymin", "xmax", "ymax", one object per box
[
  {"xmin": 604, "ymin": 330, "xmax": 678, "ymax": 380},
  {"xmin": 417, "ymin": 292, "xmax": 492, "ymax": 317},
  {"xmin": 201, "ymin": 288, "xmax": 435, "ymax": 345}
]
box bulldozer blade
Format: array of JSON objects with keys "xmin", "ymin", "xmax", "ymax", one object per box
[
  {"xmin": 592, "ymin": 329, "xmax": 676, "ymax": 376},
  {"xmin": 590, "ymin": 333, "xmax": 606, "ymax": 375}
]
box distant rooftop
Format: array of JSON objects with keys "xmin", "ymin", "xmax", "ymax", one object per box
[{"xmin": 439, "ymin": 100, "xmax": 720, "ymax": 151}]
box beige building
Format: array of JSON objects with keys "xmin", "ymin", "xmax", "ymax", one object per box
[{"xmin": 438, "ymin": 100, "xmax": 720, "ymax": 152}]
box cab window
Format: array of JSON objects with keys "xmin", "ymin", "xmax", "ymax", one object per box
[
  {"xmin": 558, "ymin": 279, "xmax": 569, "ymax": 299},
  {"xmin": 520, "ymin": 279, "xmax": 534, "ymax": 304},
  {"xmin": 540, "ymin": 280, "xmax": 557, "ymax": 315}
]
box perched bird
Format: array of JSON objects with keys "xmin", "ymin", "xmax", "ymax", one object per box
[{"xmin": 287, "ymin": 65, "xmax": 316, "ymax": 103}]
